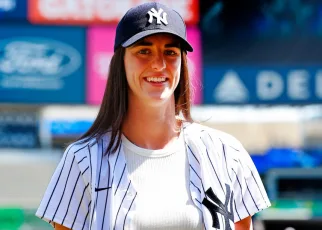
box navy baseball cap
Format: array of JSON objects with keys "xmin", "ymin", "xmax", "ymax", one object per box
[{"xmin": 114, "ymin": 2, "xmax": 193, "ymax": 52}]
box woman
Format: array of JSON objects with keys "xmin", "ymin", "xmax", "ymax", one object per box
[{"xmin": 36, "ymin": 2, "xmax": 270, "ymax": 230}]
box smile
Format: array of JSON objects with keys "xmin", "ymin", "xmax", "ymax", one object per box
[{"xmin": 145, "ymin": 77, "xmax": 168, "ymax": 83}]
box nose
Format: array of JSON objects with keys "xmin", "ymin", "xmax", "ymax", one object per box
[{"xmin": 151, "ymin": 52, "xmax": 166, "ymax": 71}]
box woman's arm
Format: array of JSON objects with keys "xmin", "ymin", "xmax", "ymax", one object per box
[
  {"xmin": 54, "ymin": 223, "xmax": 70, "ymax": 230},
  {"xmin": 235, "ymin": 216, "xmax": 253, "ymax": 230}
]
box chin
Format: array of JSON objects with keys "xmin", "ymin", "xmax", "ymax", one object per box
[{"xmin": 146, "ymin": 95, "xmax": 173, "ymax": 106}]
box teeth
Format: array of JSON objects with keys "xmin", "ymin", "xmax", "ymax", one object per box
[{"xmin": 147, "ymin": 77, "xmax": 166, "ymax": 82}]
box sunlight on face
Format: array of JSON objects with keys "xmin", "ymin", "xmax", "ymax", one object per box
[{"xmin": 124, "ymin": 34, "xmax": 182, "ymax": 106}]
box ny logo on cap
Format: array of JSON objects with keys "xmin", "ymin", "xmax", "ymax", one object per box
[{"xmin": 147, "ymin": 8, "xmax": 168, "ymax": 25}]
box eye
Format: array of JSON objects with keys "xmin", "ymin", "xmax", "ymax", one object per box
[
  {"xmin": 165, "ymin": 50, "xmax": 178, "ymax": 56},
  {"xmin": 138, "ymin": 49, "xmax": 150, "ymax": 55}
]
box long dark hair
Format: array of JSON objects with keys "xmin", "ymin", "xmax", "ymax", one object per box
[{"xmin": 79, "ymin": 47, "xmax": 193, "ymax": 154}]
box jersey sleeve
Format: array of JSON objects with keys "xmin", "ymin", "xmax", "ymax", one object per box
[
  {"xmin": 231, "ymin": 145, "xmax": 271, "ymax": 222},
  {"xmin": 36, "ymin": 143, "xmax": 92, "ymax": 230}
]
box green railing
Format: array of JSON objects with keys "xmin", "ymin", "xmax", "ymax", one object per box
[{"xmin": 0, "ymin": 208, "xmax": 52, "ymax": 230}]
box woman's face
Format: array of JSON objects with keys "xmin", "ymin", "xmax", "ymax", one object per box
[{"xmin": 124, "ymin": 34, "xmax": 182, "ymax": 106}]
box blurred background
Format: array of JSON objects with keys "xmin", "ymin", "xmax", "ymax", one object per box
[{"xmin": 0, "ymin": 0, "xmax": 322, "ymax": 229}]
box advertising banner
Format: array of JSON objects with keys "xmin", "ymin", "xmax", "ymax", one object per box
[
  {"xmin": 49, "ymin": 120, "xmax": 92, "ymax": 137},
  {"xmin": 203, "ymin": 66, "xmax": 322, "ymax": 105},
  {"xmin": 0, "ymin": 111, "xmax": 39, "ymax": 148},
  {"xmin": 86, "ymin": 26, "xmax": 202, "ymax": 105},
  {"xmin": 0, "ymin": 25, "xmax": 86, "ymax": 104},
  {"xmin": 28, "ymin": 0, "xmax": 199, "ymax": 25},
  {"xmin": 86, "ymin": 26, "xmax": 114, "ymax": 105},
  {"xmin": 0, "ymin": 0, "xmax": 27, "ymax": 20}
]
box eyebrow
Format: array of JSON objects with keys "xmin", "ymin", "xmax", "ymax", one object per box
[
  {"xmin": 165, "ymin": 42, "xmax": 181, "ymax": 49},
  {"xmin": 132, "ymin": 40, "xmax": 181, "ymax": 49}
]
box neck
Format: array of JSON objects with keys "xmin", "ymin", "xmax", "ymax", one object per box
[{"xmin": 122, "ymin": 96, "xmax": 181, "ymax": 150}]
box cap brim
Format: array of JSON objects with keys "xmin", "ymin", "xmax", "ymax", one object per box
[{"xmin": 122, "ymin": 29, "xmax": 193, "ymax": 52}]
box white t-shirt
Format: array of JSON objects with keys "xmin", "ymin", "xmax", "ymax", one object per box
[{"xmin": 122, "ymin": 131, "xmax": 203, "ymax": 230}]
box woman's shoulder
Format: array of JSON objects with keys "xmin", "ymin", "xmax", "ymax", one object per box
[
  {"xmin": 184, "ymin": 122, "xmax": 244, "ymax": 152},
  {"xmin": 66, "ymin": 137, "xmax": 99, "ymax": 154},
  {"xmin": 61, "ymin": 135, "xmax": 107, "ymax": 163}
]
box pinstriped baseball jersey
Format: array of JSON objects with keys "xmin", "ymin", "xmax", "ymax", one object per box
[{"xmin": 36, "ymin": 122, "xmax": 271, "ymax": 230}]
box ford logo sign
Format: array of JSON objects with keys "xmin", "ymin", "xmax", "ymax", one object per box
[{"xmin": 0, "ymin": 37, "xmax": 82, "ymax": 78}]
